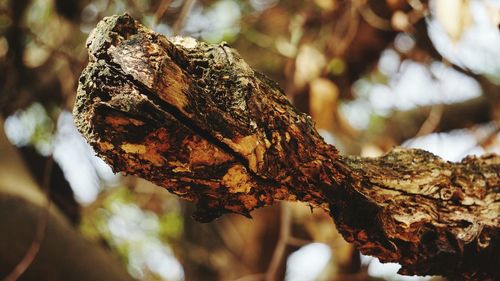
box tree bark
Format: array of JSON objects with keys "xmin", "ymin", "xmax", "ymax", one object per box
[{"xmin": 73, "ymin": 14, "xmax": 499, "ymax": 280}]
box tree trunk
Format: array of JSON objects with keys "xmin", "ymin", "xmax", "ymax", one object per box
[
  {"xmin": 73, "ymin": 14, "xmax": 499, "ymax": 280},
  {"xmin": 0, "ymin": 118, "xmax": 134, "ymax": 281}
]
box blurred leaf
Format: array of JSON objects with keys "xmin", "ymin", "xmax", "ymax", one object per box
[
  {"xmin": 314, "ymin": 0, "xmax": 336, "ymax": 12},
  {"xmin": 391, "ymin": 10, "xmax": 409, "ymax": 31},
  {"xmin": 0, "ymin": 37, "xmax": 8, "ymax": 59},
  {"xmin": 327, "ymin": 57, "xmax": 346, "ymax": 75},
  {"xmin": 309, "ymin": 78, "xmax": 338, "ymax": 130},
  {"xmin": 435, "ymin": 0, "xmax": 473, "ymax": 42},
  {"xmin": 294, "ymin": 44, "xmax": 325, "ymax": 88},
  {"xmin": 275, "ymin": 37, "xmax": 297, "ymax": 57},
  {"xmin": 4, "ymin": 103, "xmax": 55, "ymax": 155},
  {"xmin": 23, "ymin": 40, "xmax": 50, "ymax": 68},
  {"xmin": 159, "ymin": 212, "xmax": 183, "ymax": 240}
]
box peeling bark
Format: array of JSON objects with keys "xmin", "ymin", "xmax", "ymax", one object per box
[{"xmin": 73, "ymin": 15, "xmax": 499, "ymax": 280}]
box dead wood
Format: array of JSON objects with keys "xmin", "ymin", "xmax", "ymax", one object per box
[{"xmin": 73, "ymin": 15, "xmax": 499, "ymax": 280}]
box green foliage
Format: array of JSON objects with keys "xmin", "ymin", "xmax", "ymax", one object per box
[{"xmin": 81, "ymin": 186, "xmax": 185, "ymax": 280}]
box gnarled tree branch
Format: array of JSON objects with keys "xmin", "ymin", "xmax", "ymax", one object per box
[{"xmin": 73, "ymin": 15, "xmax": 499, "ymax": 280}]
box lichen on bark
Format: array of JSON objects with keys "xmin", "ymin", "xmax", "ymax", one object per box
[{"xmin": 74, "ymin": 14, "xmax": 499, "ymax": 280}]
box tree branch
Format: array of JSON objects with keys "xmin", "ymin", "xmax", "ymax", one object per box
[
  {"xmin": 379, "ymin": 96, "xmax": 492, "ymax": 145},
  {"xmin": 73, "ymin": 15, "xmax": 499, "ymax": 280}
]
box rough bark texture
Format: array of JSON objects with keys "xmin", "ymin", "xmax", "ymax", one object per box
[{"xmin": 73, "ymin": 14, "xmax": 499, "ymax": 280}]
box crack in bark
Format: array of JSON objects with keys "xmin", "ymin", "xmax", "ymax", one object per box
[{"xmin": 106, "ymin": 60, "xmax": 253, "ymax": 168}]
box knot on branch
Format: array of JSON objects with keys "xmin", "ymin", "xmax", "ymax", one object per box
[{"xmin": 74, "ymin": 14, "xmax": 338, "ymax": 221}]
